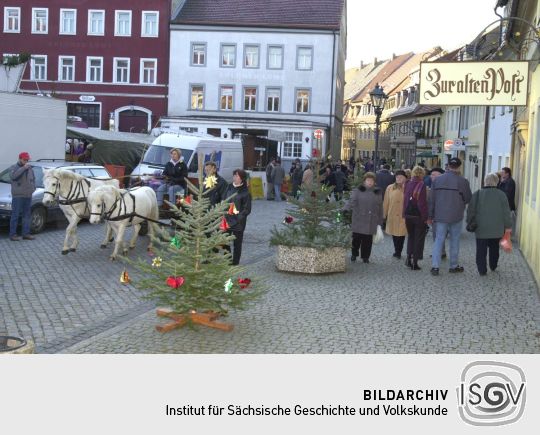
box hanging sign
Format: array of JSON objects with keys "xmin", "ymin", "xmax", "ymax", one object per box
[{"xmin": 419, "ymin": 61, "xmax": 529, "ymax": 106}]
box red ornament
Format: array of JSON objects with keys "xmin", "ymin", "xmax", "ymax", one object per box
[
  {"xmin": 166, "ymin": 276, "xmax": 185, "ymax": 289},
  {"xmin": 219, "ymin": 216, "xmax": 229, "ymax": 231},
  {"xmin": 283, "ymin": 216, "xmax": 293, "ymax": 224},
  {"xmin": 228, "ymin": 203, "xmax": 239, "ymax": 215},
  {"xmin": 184, "ymin": 195, "xmax": 192, "ymax": 205},
  {"xmin": 237, "ymin": 278, "xmax": 251, "ymax": 289}
]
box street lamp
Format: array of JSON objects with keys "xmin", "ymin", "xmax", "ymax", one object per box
[
  {"xmin": 391, "ymin": 120, "xmax": 423, "ymax": 167},
  {"xmin": 369, "ymin": 84, "xmax": 388, "ymax": 167}
]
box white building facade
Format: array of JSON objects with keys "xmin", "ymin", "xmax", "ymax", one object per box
[{"xmin": 163, "ymin": 0, "xmax": 346, "ymax": 170}]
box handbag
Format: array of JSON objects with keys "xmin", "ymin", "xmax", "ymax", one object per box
[
  {"xmin": 466, "ymin": 191, "xmax": 480, "ymax": 232},
  {"xmin": 373, "ymin": 225, "xmax": 384, "ymax": 244}
]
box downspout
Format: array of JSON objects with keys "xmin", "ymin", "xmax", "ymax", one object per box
[
  {"xmin": 328, "ymin": 30, "xmax": 337, "ymax": 157},
  {"xmin": 481, "ymin": 106, "xmax": 490, "ymax": 187}
]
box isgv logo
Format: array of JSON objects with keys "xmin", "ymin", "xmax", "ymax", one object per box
[{"xmin": 457, "ymin": 361, "xmax": 526, "ymax": 426}]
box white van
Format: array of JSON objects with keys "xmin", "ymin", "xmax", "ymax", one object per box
[{"xmin": 131, "ymin": 132, "xmax": 243, "ymax": 184}]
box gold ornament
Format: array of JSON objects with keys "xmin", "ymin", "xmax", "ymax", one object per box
[
  {"xmin": 120, "ymin": 269, "xmax": 130, "ymax": 284},
  {"xmin": 152, "ymin": 257, "xmax": 163, "ymax": 267},
  {"xmin": 204, "ymin": 175, "xmax": 218, "ymax": 189}
]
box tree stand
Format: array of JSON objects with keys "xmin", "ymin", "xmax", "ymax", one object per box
[{"xmin": 156, "ymin": 308, "xmax": 234, "ymax": 332}]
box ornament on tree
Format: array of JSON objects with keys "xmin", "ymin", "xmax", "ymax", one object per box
[
  {"xmin": 166, "ymin": 276, "xmax": 185, "ymax": 289},
  {"xmin": 203, "ymin": 175, "xmax": 218, "ymax": 189},
  {"xmin": 228, "ymin": 203, "xmax": 239, "ymax": 215},
  {"xmin": 120, "ymin": 269, "xmax": 130, "ymax": 284},
  {"xmin": 237, "ymin": 278, "xmax": 251, "ymax": 289},
  {"xmin": 224, "ymin": 278, "xmax": 233, "ymax": 293},
  {"xmin": 283, "ymin": 216, "xmax": 294, "ymax": 224},
  {"xmin": 219, "ymin": 216, "xmax": 229, "ymax": 231},
  {"xmin": 177, "ymin": 195, "xmax": 192, "ymax": 206},
  {"xmin": 335, "ymin": 211, "xmax": 342, "ymax": 223},
  {"xmin": 151, "ymin": 256, "xmax": 163, "ymax": 267},
  {"xmin": 170, "ymin": 236, "xmax": 181, "ymax": 248}
]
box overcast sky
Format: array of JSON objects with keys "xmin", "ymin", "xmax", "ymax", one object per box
[{"xmin": 346, "ymin": 0, "xmax": 501, "ymax": 67}]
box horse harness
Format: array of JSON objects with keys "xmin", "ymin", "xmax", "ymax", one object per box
[{"xmin": 44, "ymin": 176, "xmax": 91, "ymax": 218}]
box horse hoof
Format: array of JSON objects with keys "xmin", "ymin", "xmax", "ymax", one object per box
[
  {"xmin": 69, "ymin": 248, "xmax": 76, "ymax": 252},
  {"xmin": 61, "ymin": 250, "xmax": 69, "ymax": 255},
  {"xmin": 129, "ymin": 246, "xmax": 135, "ymax": 250},
  {"xmin": 109, "ymin": 237, "xmax": 114, "ymax": 243},
  {"xmin": 122, "ymin": 250, "xmax": 129, "ymax": 256},
  {"xmin": 109, "ymin": 256, "xmax": 116, "ymax": 261},
  {"xmin": 100, "ymin": 244, "xmax": 107, "ymax": 249}
]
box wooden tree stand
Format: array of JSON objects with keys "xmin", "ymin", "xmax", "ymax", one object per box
[{"xmin": 156, "ymin": 308, "xmax": 234, "ymax": 333}]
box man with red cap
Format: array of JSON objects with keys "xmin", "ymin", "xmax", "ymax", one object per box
[{"xmin": 9, "ymin": 152, "xmax": 36, "ymax": 241}]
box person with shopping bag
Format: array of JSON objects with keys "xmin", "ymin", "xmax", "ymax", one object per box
[
  {"xmin": 403, "ymin": 166, "xmax": 428, "ymax": 270},
  {"xmin": 343, "ymin": 172, "xmax": 383, "ymax": 264},
  {"xmin": 466, "ymin": 173, "xmax": 512, "ymax": 276}
]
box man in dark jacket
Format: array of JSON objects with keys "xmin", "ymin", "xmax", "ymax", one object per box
[
  {"xmin": 333, "ymin": 164, "xmax": 346, "ymax": 200},
  {"xmin": 224, "ymin": 169, "xmax": 252, "ymax": 265},
  {"xmin": 271, "ymin": 159, "xmax": 285, "ymax": 202},
  {"xmin": 9, "ymin": 151, "xmax": 36, "ymax": 241},
  {"xmin": 265, "ymin": 158, "xmax": 275, "ymax": 200},
  {"xmin": 375, "ymin": 164, "xmax": 395, "ymax": 200},
  {"xmin": 428, "ymin": 157, "xmax": 472, "ymax": 275},
  {"xmin": 203, "ymin": 161, "xmax": 228, "ymax": 207},
  {"xmin": 157, "ymin": 148, "xmax": 188, "ymax": 207},
  {"xmin": 498, "ymin": 167, "xmax": 516, "ymax": 211},
  {"xmin": 291, "ymin": 162, "xmax": 303, "ymax": 199}
]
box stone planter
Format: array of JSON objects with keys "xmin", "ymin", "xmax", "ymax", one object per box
[{"xmin": 275, "ymin": 245, "xmax": 347, "ymax": 274}]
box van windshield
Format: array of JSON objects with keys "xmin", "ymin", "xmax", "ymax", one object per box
[{"xmin": 141, "ymin": 145, "xmax": 193, "ymax": 167}]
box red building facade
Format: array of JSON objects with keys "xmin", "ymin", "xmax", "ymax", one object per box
[{"xmin": 0, "ymin": 0, "xmax": 171, "ymax": 132}]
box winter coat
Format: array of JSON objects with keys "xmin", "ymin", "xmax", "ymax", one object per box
[
  {"xmin": 383, "ymin": 184, "xmax": 407, "ymax": 237},
  {"xmin": 466, "ymin": 187, "xmax": 512, "ymax": 239},
  {"xmin": 271, "ymin": 165, "xmax": 285, "ymax": 185},
  {"xmin": 429, "ymin": 170, "xmax": 472, "ymax": 223},
  {"xmin": 343, "ymin": 185, "xmax": 383, "ymax": 235},
  {"xmin": 333, "ymin": 170, "xmax": 346, "ymax": 193},
  {"xmin": 162, "ymin": 160, "xmax": 188, "ymax": 189},
  {"xmin": 291, "ymin": 167, "xmax": 303, "ymax": 187},
  {"xmin": 9, "ymin": 163, "xmax": 36, "ymax": 198},
  {"xmin": 498, "ymin": 177, "xmax": 516, "ymax": 211},
  {"xmin": 224, "ymin": 183, "xmax": 252, "ymax": 232},
  {"xmin": 403, "ymin": 177, "xmax": 428, "ymax": 223},
  {"xmin": 302, "ymin": 168, "xmax": 314, "ymax": 186},
  {"xmin": 203, "ymin": 174, "xmax": 228, "ymax": 208},
  {"xmin": 265, "ymin": 163, "xmax": 274, "ymax": 183},
  {"xmin": 376, "ymin": 169, "xmax": 395, "ymax": 198}
]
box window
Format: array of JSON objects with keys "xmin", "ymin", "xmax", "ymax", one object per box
[
  {"xmin": 190, "ymin": 85, "xmax": 204, "ymax": 110},
  {"xmin": 113, "ymin": 58, "xmax": 130, "ymax": 83},
  {"xmin": 267, "ymin": 45, "xmax": 283, "ymax": 69},
  {"xmin": 58, "ymin": 56, "xmax": 75, "ymax": 81},
  {"xmin": 244, "ymin": 45, "xmax": 259, "ymax": 68},
  {"xmin": 221, "ymin": 44, "xmax": 236, "ymax": 67},
  {"xmin": 60, "ymin": 9, "xmax": 76, "ymax": 35},
  {"xmin": 3, "ymin": 7, "xmax": 20, "ymax": 33},
  {"xmin": 88, "ymin": 10, "xmax": 105, "ymax": 35},
  {"xmin": 243, "ymin": 87, "xmax": 257, "ymax": 111},
  {"xmin": 284, "ymin": 132, "xmax": 303, "ymax": 158},
  {"xmin": 297, "ymin": 46, "xmax": 313, "ymax": 70},
  {"xmin": 115, "ymin": 10, "xmax": 131, "ymax": 36},
  {"xmin": 266, "ymin": 88, "xmax": 280, "ymax": 112},
  {"xmin": 86, "ymin": 57, "xmax": 103, "ymax": 82},
  {"xmin": 191, "ymin": 43, "xmax": 206, "ymax": 66},
  {"xmin": 296, "ymin": 89, "xmax": 310, "ymax": 113},
  {"xmin": 31, "ymin": 55, "xmax": 47, "ymax": 80},
  {"xmin": 141, "ymin": 11, "xmax": 158, "ymax": 37},
  {"xmin": 220, "ymin": 85, "xmax": 234, "ymax": 110},
  {"xmin": 32, "ymin": 8, "xmax": 48, "ymax": 34},
  {"xmin": 140, "ymin": 58, "xmax": 157, "ymax": 84}
]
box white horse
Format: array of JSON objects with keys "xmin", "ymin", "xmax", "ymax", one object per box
[
  {"xmin": 43, "ymin": 169, "xmax": 119, "ymax": 255},
  {"xmin": 87, "ymin": 185, "xmax": 158, "ymax": 260}
]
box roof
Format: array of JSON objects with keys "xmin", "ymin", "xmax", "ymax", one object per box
[
  {"xmin": 172, "ymin": 0, "xmax": 345, "ymax": 30},
  {"xmin": 344, "ymin": 60, "xmax": 390, "ymax": 101},
  {"xmin": 67, "ymin": 127, "xmax": 154, "ymax": 145}
]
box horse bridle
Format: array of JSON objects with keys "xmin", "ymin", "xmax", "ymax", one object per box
[{"xmin": 44, "ymin": 176, "xmax": 90, "ymax": 206}]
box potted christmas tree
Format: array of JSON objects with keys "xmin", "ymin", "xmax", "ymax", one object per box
[
  {"xmin": 125, "ymin": 157, "xmax": 264, "ymax": 332},
  {"xmin": 270, "ymin": 158, "xmax": 350, "ymax": 274}
]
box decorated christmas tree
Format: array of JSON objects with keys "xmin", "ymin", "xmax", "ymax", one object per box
[
  {"xmin": 270, "ymin": 157, "xmax": 349, "ymax": 250},
  {"xmin": 125, "ymin": 157, "xmax": 264, "ymax": 332}
]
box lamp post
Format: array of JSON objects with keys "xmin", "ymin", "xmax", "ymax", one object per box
[{"xmin": 369, "ymin": 84, "xmax": 388, "ymax": 168}]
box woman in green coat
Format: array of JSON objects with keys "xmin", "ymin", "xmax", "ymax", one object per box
[{"xmin": 466, "ymin": 173, "xmax": 512, "ymax": 276}]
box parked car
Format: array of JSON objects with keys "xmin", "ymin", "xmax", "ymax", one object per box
[{"xmin": 0, "ymin": 160, "xmax": 112, "ymax": 234}]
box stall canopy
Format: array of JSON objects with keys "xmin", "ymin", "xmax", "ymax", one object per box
[{"xmin": 67, "ymin": 127, "xmax": 153, "ymax": 174}]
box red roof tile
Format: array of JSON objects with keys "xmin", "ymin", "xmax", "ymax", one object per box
[{"xmin": 173, "ymin": 0, "xmax": 345, "ymax": 30}]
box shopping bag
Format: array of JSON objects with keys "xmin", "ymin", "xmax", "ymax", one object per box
[{"xmin": 373, "ymin": 225, "xmax": 384, "ymax": 245}]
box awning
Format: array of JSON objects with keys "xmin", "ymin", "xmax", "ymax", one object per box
[{"xmin": 416, "ymin": 151, "xmax": 438, "ymax": 158}]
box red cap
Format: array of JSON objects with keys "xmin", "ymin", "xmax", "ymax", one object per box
[{"xmin": 19, "ymin": 152, "xmax": 30, "ymax": 160}]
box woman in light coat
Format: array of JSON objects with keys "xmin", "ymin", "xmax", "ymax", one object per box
[
  {"xmin": 343, "ymin": 172, "xmax": 383, "ymax": 263},
  {"xmin": 383, "ymin": 170, "xmax": 408, "ymax": 259}
]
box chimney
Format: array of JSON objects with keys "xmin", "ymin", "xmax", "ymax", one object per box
[
  {"xmin": 392, "ymin": 53, "xmax": 397, "ymax": 60},
  {"xmin": 360, "ymin": 60, "xmax": 364, "ymax": 68},
  {"xmin": 374, "ymin": 57, "xmax": 378, "ymax": 65}
]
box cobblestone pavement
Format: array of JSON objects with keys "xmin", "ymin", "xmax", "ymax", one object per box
[{"xmin": 1, "ymin": 199, "xmax": 540, "ymax": 353}]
